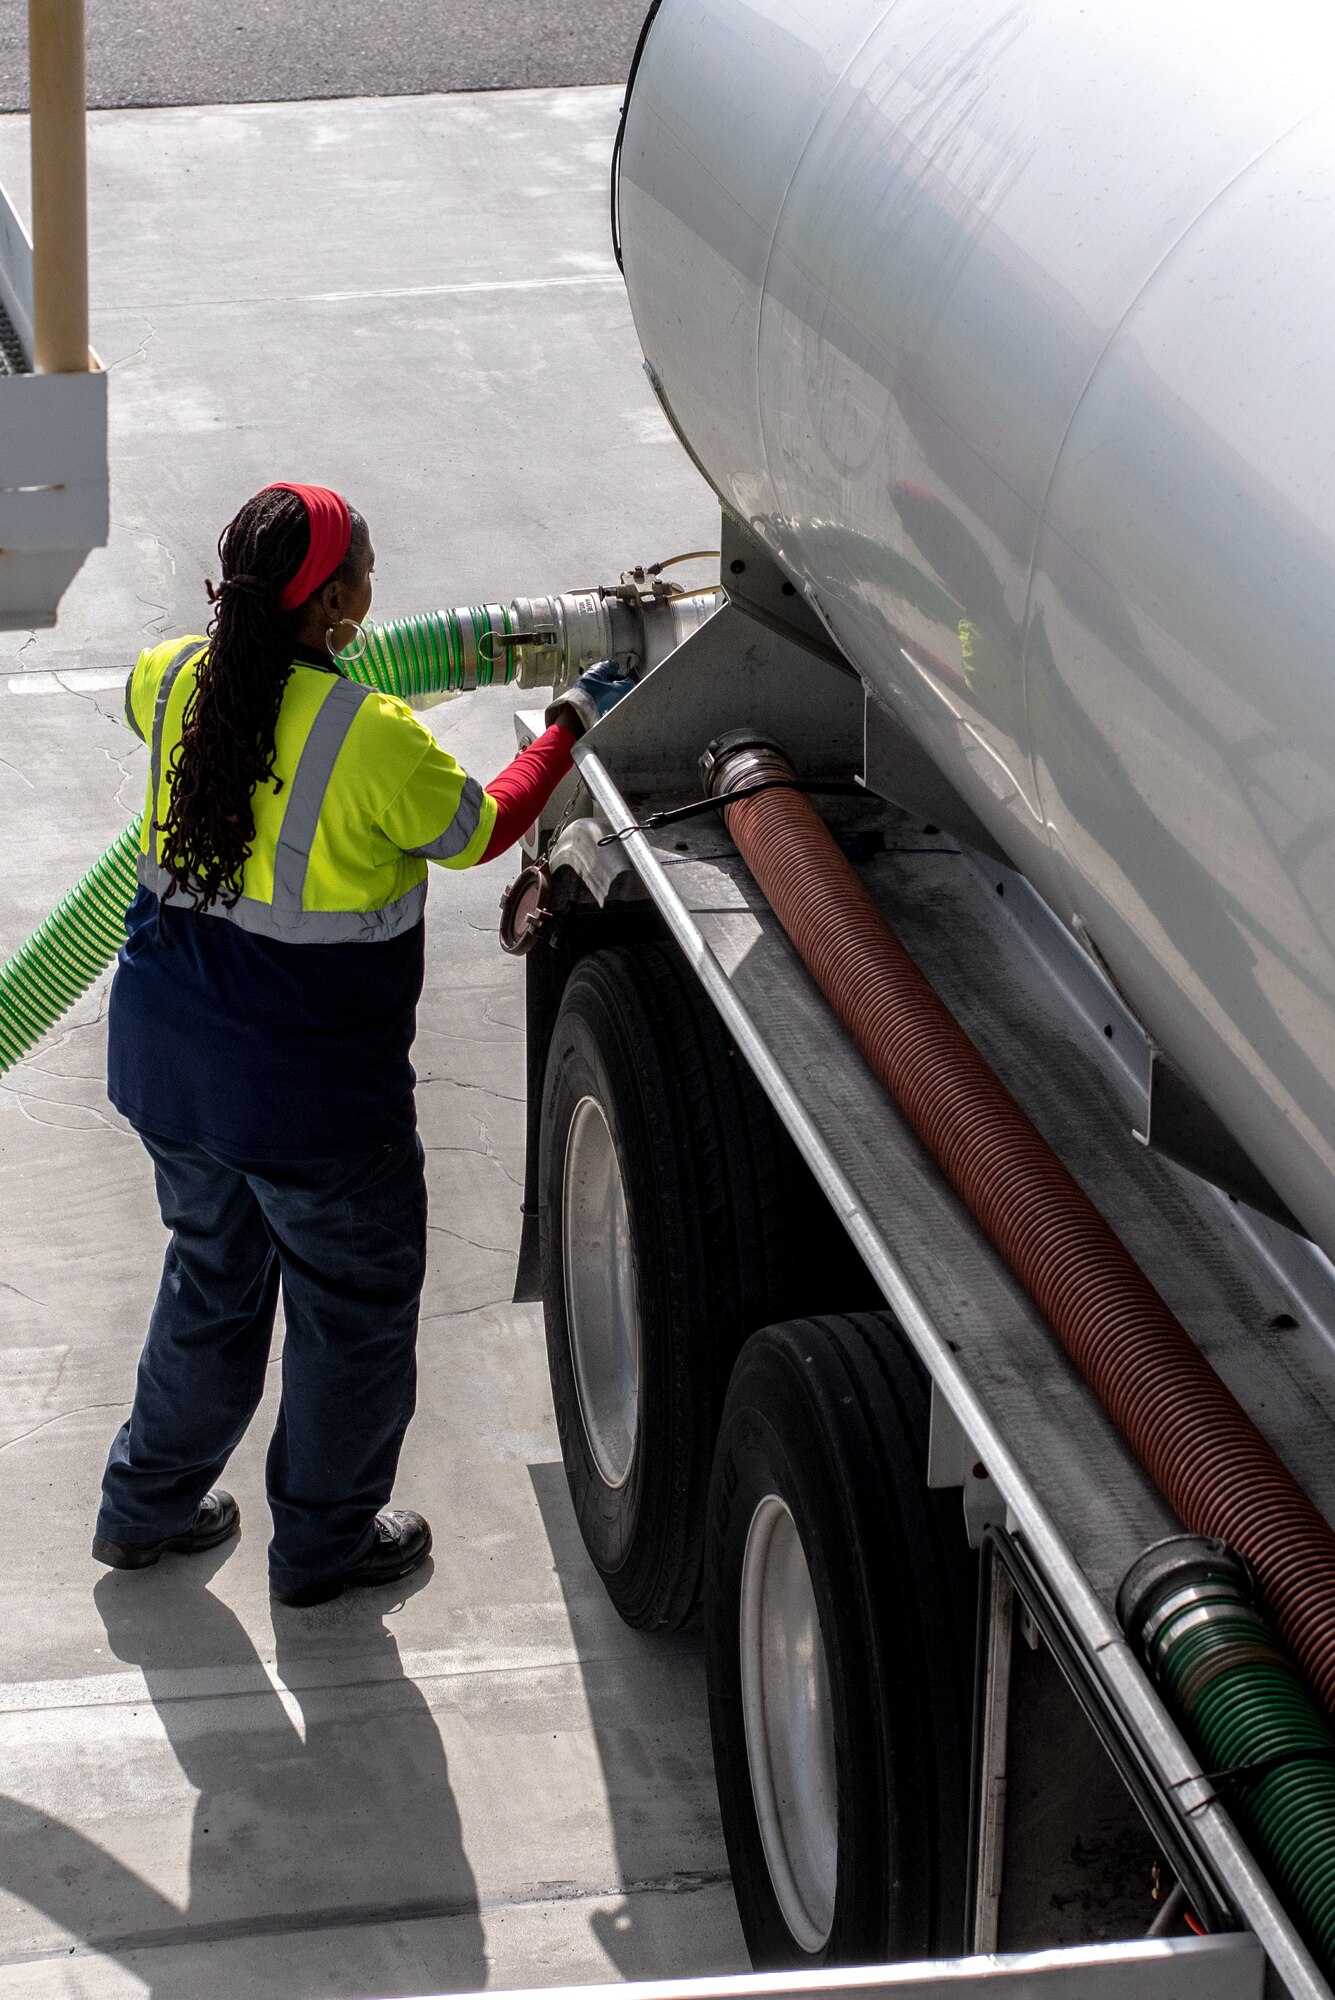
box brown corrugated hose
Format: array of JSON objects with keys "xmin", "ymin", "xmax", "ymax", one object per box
[{"xmin": 707, "ymin": 737, "xmax": 1335, "ymax": 1721}]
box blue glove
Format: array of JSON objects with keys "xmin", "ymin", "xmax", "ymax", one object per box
[{"xmin": 546, "ymin": 658, "xmax": 637, "ymax": 737}]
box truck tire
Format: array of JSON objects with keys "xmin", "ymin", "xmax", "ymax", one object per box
[
  {"xmin": 705, "ymin": 1313, "xmax": 976, "ymax": 1967},
  {"xmin": 539, "ymin": 944, "xmax": 805, "ymax": 1630}
]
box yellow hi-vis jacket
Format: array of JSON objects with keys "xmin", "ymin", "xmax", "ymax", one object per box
[{"xmin": 124, "ymin": 636, "xmax": 498, "ymax": 940}]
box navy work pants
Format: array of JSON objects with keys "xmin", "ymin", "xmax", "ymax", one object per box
[{"xmin": 97, "ymin": 1129, "xmax": 428, "ymax": 1594}]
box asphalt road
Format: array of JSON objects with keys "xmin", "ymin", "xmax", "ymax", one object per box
[{"xmin": 0, "ymin": 0, "xmax": 650, "ymax": 111}]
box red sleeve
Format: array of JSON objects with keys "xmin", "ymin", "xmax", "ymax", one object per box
[{"xmin": 480, "ymin": 722, "xmax": 577, "ymax": 862}]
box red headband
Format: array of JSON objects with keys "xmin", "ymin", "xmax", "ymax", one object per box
[{"xmin": 264, "ymin": 483, "xmax": 353, "ymax": 610}]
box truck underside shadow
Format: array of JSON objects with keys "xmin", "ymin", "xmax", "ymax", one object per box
[{"xmin": 526, "ymin": 1458, "xmax": 745, "ymax": 1979}]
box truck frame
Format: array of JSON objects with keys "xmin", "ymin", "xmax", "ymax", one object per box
[{"xmin": 506, "ymin": 513, "xmax": 1335, "ymax": 2000}]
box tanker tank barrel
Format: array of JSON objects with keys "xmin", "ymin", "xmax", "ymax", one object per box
[{"xmin": 617, "ymin": 0, "xmax": 1335, "ymax": 1261}]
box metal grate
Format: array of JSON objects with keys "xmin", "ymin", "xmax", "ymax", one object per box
[{"xmin": 0, "ymin": 293, "xmax": 29, "ymax": 373}]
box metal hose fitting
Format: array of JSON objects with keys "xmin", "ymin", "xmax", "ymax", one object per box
[{"xmin": 1120, "ymin": 1536, "xmax": 1335, "ymax": 1975}]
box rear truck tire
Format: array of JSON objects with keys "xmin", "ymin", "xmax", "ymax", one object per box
[
  {"xmin": 539, "ymin": 943, "xmax": 816, "ymax": 1630},
  {"xmin": 705, "ymin": 1313, "xmax": 977, "ymax": 1968}
]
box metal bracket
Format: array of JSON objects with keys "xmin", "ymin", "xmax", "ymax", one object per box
[
  {"xmin": 974, "ymin": 854, "xmax": 1303, "ymax": 1235},
  {"xmin": 719, "ymin": 510, "xmax": 847, "ymax": 661},
  {"xmin": 863, "ymin": 685, "xmax": 1007, "ymax": 860},
  {"xmin": 972, "ymin": 1555, "xmax": 1015, "ymax": 1954},
  {"xmin": 982, "ymin": 1531, "xmax": 1237, "ymax": 1943},
  {"xmin": 928, "ymin": 1382, "xmax": 1008, "ymax": 1549},
  {"xmin": 1133, "ymin": 1050, "xmax": 1302, "ymax": 1234},
  {"xmin": 576, "ymin": 596, "xmax": 863, "ymax": 801}
]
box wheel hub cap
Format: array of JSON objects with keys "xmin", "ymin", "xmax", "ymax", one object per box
[
  {"xmin": 562, "ymin": 1095, "xmax": 641, "ymax": 1489},
  {"xmin": 739, "ymin": 1493, "xmax": 838, "ymax": 1952}
]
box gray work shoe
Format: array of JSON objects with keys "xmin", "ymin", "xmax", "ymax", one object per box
[
  {"xmin": 92, "ymin": 1489, "xmax": 240, "ymax": 1570},
  {"xmin": 271, "ymin": 1507, "xmax": 432, "ymax": 1608}
]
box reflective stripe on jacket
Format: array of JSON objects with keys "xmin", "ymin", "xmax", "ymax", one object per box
[{"xmin": 124, "ymin": 635, "xmax": 498, "ymax": 943}]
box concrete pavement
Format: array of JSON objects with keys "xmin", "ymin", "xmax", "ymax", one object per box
[{"xmin": 0, "ymin": 86, "xmax": 742, "ymax": 1997}]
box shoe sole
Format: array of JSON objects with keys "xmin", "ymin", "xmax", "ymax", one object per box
[
  {"xmin": 92, "ymin": 1507, "xmax": 241, "ymax": 1571},
  {"xmin": 272, "ymin": 1529, "xmax": 432, "ymax": 1609}
]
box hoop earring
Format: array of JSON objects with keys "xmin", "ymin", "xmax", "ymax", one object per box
[{"xmin": 326, "ymin": 617, "xmax": 370, "ymax": 666}]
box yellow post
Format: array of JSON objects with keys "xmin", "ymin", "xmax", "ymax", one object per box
[{"xmin": 27, "ymin": 0, "xmax": 89, "ymax": 373}]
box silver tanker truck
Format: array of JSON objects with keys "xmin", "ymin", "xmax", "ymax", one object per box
[{"xmin": 500, "ymin": 2, "xmax": 1335, "ymax": 1995}]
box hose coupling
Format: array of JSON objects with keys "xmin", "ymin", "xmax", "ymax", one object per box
[
  {"xmin": 1119, "ymin": 1536, "xmax": 1292, "ymax": 1750},
  {"xmin": 1118, "ymin": 1535, "xmax": 1257, "ymax": 1671},
  {"xmin": 700, "ymin": 731, "xmax": 796, "ymax": 805},
  {"xmin": 1117, "ymin": 1533, "xmax": 1335, "ymax": 1979}
]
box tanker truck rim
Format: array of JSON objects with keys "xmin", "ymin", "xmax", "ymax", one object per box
[
  {"xmin": 704, "ymin": 1311, "xmax": 977, "ymax": 1965},
  {"xmin": 538, "ymin": 942, "xmax": 814, "ymax": 1630},
  {"xmin": 738, "ymin": 1489, "xmax": 839, "ymax": 1954},
  {"xmin": 561, "ymin": 1091, "xmax": 642, "ymax": 1491}
]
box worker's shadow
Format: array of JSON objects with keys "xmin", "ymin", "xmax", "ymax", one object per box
[{"xmin": 0, "ymin": 1548, "xmax": 484, "ymax": 1999}]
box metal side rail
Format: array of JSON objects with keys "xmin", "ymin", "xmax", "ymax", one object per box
[
  {"xmin": 396, "ymin": 1934, "xmax": 1263, "ymax": 1998},
  {"xmin": 575, "ymin": 744, "xmax": 1332, "ymax": 2000}
]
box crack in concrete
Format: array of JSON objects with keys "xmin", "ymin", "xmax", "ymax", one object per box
[
  {"xmin": 0, "ymin": 750, "xmax": 35, "ymax": 790},
  {"xmin": 418, "ymin": 1075, "xmax": 524, "ymax": 1104},
  {"xmin": 0, "ymin": 1080, "xmax": 123, "ymax": 1134},
  {"xmin": 56, "ymin": 680, "xmax": 126, "ymax": 729},
  {"xmin": 427, "ymin": 1221, "xmax": 515, "ymax": 1257},
  {"xmin": 476, "ymin": 1117, "xmax": 522, "ymax": 1190},
  {"xmin": 0, "ymin": 1277, "xmax": 47, "ymax": 1309},
  {"xmin": 480, "ymin": 996, "xmax": 523, "ymax": 1033},
  {"xmin": 134, "ymin": 528, "xmax": 177, "ymax": 640},
  {"xmin": 425, "ymin": 1140, "xmax": 522, "ymax": 1189},
  {"xmin": 413, "ymin": 1022, "xmax": 515, "ymax": 1046},
  {"xmin": 11, "ymin": 990, "xmax": 111, "ymax": 1069},
  {"xmin": 419, "ymin": 1297, "xmax": 516, "ymax": 1323},
  {"xmin": 0, "ymin": 985, "xmax": 113, "ymax": 1086},
  {"xmin": 2, "ymin": 1869, "xmax": 731, "ymax": 1967},
  {"xmin": 99, "ymin": 741, "xmax": 143, "ymax": 815},
  {"xmin": 107, "ymin": 313, "xmax": 157, "ymax": 373},
  {"xmin": 0, "ymin": 1402, "xmax": 125, "ymax": 1455}
]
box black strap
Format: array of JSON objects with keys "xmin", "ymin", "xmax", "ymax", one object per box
[
  {"xmin": 1207, "ymin": 1743, "xmax": 1335, "ymax": 1790},
  {"xmin": 597, "ymin": 778, "xmax": 865, "ymax": 847}
]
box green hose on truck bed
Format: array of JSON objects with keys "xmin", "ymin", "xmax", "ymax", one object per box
[
  {"xmin": 1120, "ymin": 1536, "xmax": 1335, "ymax": 1979},
  {"xmin": 0, "ymin": 609, "xmax": 518, "ymax": 1078}
]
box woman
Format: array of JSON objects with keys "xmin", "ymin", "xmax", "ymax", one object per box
[{"xmin": 92, "ymin": 482, "xmax": 632, "ymax": 1607}]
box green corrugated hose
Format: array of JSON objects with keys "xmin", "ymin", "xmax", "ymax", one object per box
[
  {"xmin": 354, "ymin": 602, "xmax": 515, "ymax": 700},
  {"xmin": 1121, "ymin": 1536, "xmax": 1335, "ymax": 1978},
  {"xmin": 0, "ymin": 610, "xmax": 519, "ymax": 1077},
  {"xmin": 0, "ymin": 820, "xmax": 144, "ymax": 1073}
]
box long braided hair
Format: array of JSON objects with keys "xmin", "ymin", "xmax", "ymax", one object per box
[{"xmin": 155, "ymin": 488, "xmax": 368, "ymax": 912}]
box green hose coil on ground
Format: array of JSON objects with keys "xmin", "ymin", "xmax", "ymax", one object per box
[
  {"xmin": 0, "ymin": 609, "xmax": 520, "ymax": 1078},
  {"xmin": 1119, "ymin": 1535, "xmax": 1335, "ymax": 1978}
]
